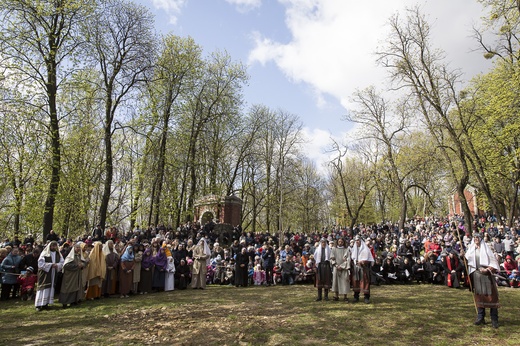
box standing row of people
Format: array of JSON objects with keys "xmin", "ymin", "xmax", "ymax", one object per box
[{"xmin": 314, "ymin": 236, "xmax": 374, "ymax": 304}]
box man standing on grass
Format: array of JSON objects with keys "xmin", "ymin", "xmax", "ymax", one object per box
[
  {"xmin": 314, "ymin": 238, "xmax": 331, "ymax": 301},
  {"xmin": 351, "ymin": 235, "xmax": 374, "ymax": 304},
  {"xmin": 35, "ymin": 241, "xmax": 64, "ymax": 311},
  {"xmin": 330, "ymin": 238, "xmax": 351, "ymax": 302},
  {"xmin": 464, "ymin": 232, "xmax": 501, "ymax": 328}
]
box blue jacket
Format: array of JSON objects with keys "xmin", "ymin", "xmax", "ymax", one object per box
[{"xmin": 1, "ymin": 253, "xmax": 22, "ymax": 284}]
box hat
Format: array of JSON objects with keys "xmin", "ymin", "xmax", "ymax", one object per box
[{"xmin": 26, "ymin": 266, "xmax": 34, "ymax": 272}]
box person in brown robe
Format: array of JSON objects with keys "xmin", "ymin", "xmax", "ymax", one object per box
[
  {"xmin": 102, "ymin": 240, "xmax": 119, "ymax": 297},
  {"xmin": 59, "ymin": 243, "xmax": 86, "ymax": 308},
  {"xmin": 465, "ymin": 232, "xmax": 501, "ymax": 328},
  {"xmin": 85, "ymin": 242, "xmax": 106, "ymax": 300},
  {"xmin": 191, "ymin": 238, "xmax": 210, "ymax": 289},
  {"xmin": 119, "ymin": 245, "xmax": 135, "ymax": 298},
  {"xmin": 351, "ymin": 236, "xmax": 374, "ymax": 304}
]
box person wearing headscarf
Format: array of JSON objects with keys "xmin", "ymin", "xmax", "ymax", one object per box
[
  {"xmin": 351, "ymin": 235, "xmax": 374, "ymax": 304},
  {"xmin": 465, "ymin": 232, "xmax": 501, "ymax": 328},
  {"xmin": 165, "ymin": 253, "xmax": 176, "ymax": 292},
  {"xmin": 85, "ymin": 241, "xmax": 106, "ymax": 300},
  {"xmin": 35, "ymin": 241, "xmax": 64, "ymax": 311},
  {"xmin": 78, "ymin": 242, "xmax": 90, "ymax": 301},
  {"xmin": 59, "ymin": 243, "xmax": 87, "ymax": 308},
  {"xmin": 152, "ymin": 247, "xmax": 168, "ymax": 291},
  {"xmin": 119, "ymin": 245, "xmax": 135, "ymax": 298},
  {"xmin": 133, "ymin": 244, "xmax": 144, "ymax": 293},
  {"xmin": 101, "ymin": 240, "xmax": 119, "ymax": 297},
  {"xmin": 191, "ymin": 238, "xmax": 211, "ymax": 289},
  {"xmin": 331, "ymin": 238, "xmax": 351, "ymax": 302},
  {"xmin": 313, "ymin": 238, "xmax": 332, "ymax": 301},
  {"xmin": 139, "ymin": 247, "xmax": 154, "ymax": 294}
]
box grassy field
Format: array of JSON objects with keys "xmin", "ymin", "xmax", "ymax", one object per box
[{"xmin": 0, "ymin": 283, "xmax": 518, "ymax": 345}]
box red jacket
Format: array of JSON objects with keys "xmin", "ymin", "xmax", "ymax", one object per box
[{"xmin": 17, "ymin": 273, "xmax": 37, "ymax": 293}]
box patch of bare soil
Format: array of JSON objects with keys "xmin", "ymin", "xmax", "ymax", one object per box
[{"xmin": 109, "ymin": 302, "xmax": 294, "ymax": 345}]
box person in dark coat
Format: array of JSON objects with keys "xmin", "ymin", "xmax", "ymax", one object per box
[
  {"xmin": 424, "ymin": 255, "xmax": 443, "ymax": 284},
  {"xmin": 175, "ymin": 259, "xmax": 190, "ymax": 289},
  {"xmin": 262, "ymin": 244, "xmax": 276, "ymax": 286},
  {"xmin": 234, "ymin": 247, "xmax": 249, "ymax": 287}
]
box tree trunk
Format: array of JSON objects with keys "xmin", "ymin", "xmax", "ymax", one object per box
[
  {"xmin": 99, "ymin": 105, "xmax": 113, "ymax": 230},
  {"xmin": 42, "ymin": 65, "xmax": 61, "ymax": 240}
]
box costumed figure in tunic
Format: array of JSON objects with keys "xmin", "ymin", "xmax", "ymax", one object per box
[
  {"xmin": 133, "ymin": 244, "xmax": 143, "ymax": 293},
  {"xmin": 85, "ymin": 241, "xmax": 106, "ymax": 300},
  {"xmin": 331, "ymin": 238, "xmax": 351, "ymax": 302},
  {"xmin": 35, "ymin": 241, "xmax": 64, "ymax": 311},
  {"xmin": 351, "ymin": 235, "xmax": 374, "ymax": 304},
  {"xmin": 139, "ymin": 247, "xmax": 153, "ymax": 294},
  {"xmin": 465, "ymin": 232, "xmax": 501, "ymax": 328},
  {"xmin": 165, "ymin": 255, "xmax": 176, "ymax": 291},
  {"xmin": 314, "ymin": 238, "xmax": 332, "ymax": 301},
  {"xmin": 119, "ymin": 245, "xmax": 135, "ymax": 298},
  {"xmin": 79, "ymin": 242, "xmax": 90, "ymax": 300},
  {"xmin": 152, "ymin": 247, "xmax": 168, "ymax": 291},
  {"xmin": 59, "ymin": 243, "xmax": 87, "ymax": 307},
  {"xmin": 101, "ymin": 240, "xmax": 119, "ymax": 297},
  {"xmin": 191, "ymin": 238, "xmax": 211, "ymax": 289}
]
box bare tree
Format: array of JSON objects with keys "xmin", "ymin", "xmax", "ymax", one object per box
[
  {"xmin": 0, "ymin": 0, "xmax": 94, "ymax": 239},
  {"xmin": 83, "ymin": 0, "xmax": 156, "ymax": 229}
]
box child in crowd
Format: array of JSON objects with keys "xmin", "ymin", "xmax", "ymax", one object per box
[
  {"xmin": 508, "ymin": 269, "xmax": 520, "ymax": 288},
  {"xmin": 253, "ymin": 264, "xmax": 266, "ymax": 285},
  {"xmin": 17, "ymin": 266, "xmax": 37, "ymax": 301}
]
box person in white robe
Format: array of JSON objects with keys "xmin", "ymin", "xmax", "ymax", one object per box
[
  {"xmin": 331, "ymin": 238, "xmax": 351, "ymax": 302},
  {"xmin": 165, "ymin": 256, "xmax": 176, "ymax": 291},
  {"xmin": 35, "ymin": 241, "xmax": 64, "ymax": 311}
]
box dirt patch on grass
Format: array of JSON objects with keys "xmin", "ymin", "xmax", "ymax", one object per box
[{"xmin": 109, "ymin": 301, "xmax": 294, "ymax": 345}]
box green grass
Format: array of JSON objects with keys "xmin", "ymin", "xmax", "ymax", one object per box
[{"xmin": 1, "ymin": 284, "xmax": 518, "ymax": 345}]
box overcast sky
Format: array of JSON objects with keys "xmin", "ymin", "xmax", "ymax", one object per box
[{"xmin": 137, "ymin": 0, "xmax": 494, "ymax": 172}]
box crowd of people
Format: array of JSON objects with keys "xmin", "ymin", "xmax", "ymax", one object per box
[{"xmin": 1, "ymin": 215, "xmax": 519, "ymax": 327}]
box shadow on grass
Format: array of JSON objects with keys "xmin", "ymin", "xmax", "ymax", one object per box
[{"xmin": 0, "ymin": 284, "xmax": 518, "ymax": 345}]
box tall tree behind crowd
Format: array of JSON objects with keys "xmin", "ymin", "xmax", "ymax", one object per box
[
  {"xmin": 0, "ymin": 0, "xmax": 95, "ymax": 240},
  {"xmin": 377, "ymin": 7, "xmax": 477, "ymax": 233},
  {"xmin": 82, "ymin": 0, "xmax": 156, "ymax": 230}
]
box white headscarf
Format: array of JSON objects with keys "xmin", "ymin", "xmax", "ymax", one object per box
[
  {"xmin": 40, "ymin": 241, "xmax": 61, "ymax": 259},
  {"xmin": 167, "ymin": 256, "xmax": 176, "ymax": 273},
  {"xmin": 198, "ymin": 238, "xmax": 211, "ymax": 266},
  {"xmin": 465, "ymin": 238, "xmax": 500, "ymax": 274},
  {"xmin": 63, "ymin": 243, "xmax": 85, "ymax": 267},
  {"xmin": 351, "ymin": 238, "xmax": 374, "ymax": 264},
  {"xmin": 314, "ymin": 240, "xmax": 331, "ymax": 265}
]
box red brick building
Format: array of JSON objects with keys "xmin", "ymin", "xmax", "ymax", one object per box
[
  {"xmin": 448, "ymin": 186, "xmax": 484, "ymax": 217},
  {"xmin": 193, "ymin": 195, "xmax": 242, "ymax": 227}
]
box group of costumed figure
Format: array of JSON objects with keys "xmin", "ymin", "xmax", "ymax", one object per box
[
  {"xmin": 314, "ymin": 236, "xmax": 374, "ymax": 303},
  {"xmin": 32, "ymin": 238, "xmax": 212, "ymax": 311},
  {"xmin": 21, "ymin": 229, "xmax": 502, "ymax": 328},
  {"xmin": 313, "ymin": 232, "xmax": 501, "ymax": 328}
]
